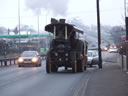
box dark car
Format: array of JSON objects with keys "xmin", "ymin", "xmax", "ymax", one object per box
[
  {"xmin": 18, "ymin": 51, "xmax": 42, "ymax": 67},
  {"xmin": 108, "ymin": 48, "xmax": 118, "ymax": 53}
]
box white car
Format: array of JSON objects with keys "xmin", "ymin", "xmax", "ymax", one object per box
[
  {"xmin": 18, "ymin": 51, "xmax": 42, "ymax": 67},
  {"xmin": 87, "ymin": 50, "xmax": 99, "ymax": 67},
  {"xmin": 108, "ymin": 48, "xmax": 118, "ymax": 53}
]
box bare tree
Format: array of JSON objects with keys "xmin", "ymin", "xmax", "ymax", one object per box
[
  {"xmin": 0, "ymin": 27, "xmax": 7, "ymax": 35},
  {"xmin": 110, "ymin": 26, "xmax": 125, "ymax": 46}
]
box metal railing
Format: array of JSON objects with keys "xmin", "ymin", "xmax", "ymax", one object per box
[{"xmin": 0, "ymin": 57, "xmax": 18, "ymax": 66}]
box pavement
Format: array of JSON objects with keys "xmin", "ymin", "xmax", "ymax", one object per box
[{"xmin": 84, "ymin": 61, "xmax": 128, "ymax": 96}]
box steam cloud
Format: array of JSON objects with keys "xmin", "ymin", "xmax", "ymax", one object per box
[{"xmin": 25, "ymin": 0, "xmax": 69, "ymax": 16}]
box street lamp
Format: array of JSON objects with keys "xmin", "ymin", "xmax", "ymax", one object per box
[
  {"xmin": 124, "ymin": 0, "xmax": 128, "ymax": 39},
  {"xmin": 124, "ymin": 0, "xmax": 127, "ymax": 17},
  {"xmin": 124, "ymin": 0, "xmax": 128, "ymax": 70},
  {"xmin": 96, "ymin": 0, "xmax": 102, "ymax": 68},
  {"xmin": 18, "ymin": 0, "xmax": 21, "ymax": 52},
  {"xmin": 37, "ymin": 16, "xmax": 40, "ymax": 52}
]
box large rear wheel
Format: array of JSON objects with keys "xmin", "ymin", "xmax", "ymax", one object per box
[
  {"xmin": 77, "ymin": 59, "xmax": 85, "ymax": 72},
  {"xmin": 46, "ymin": 56, "xmax": 52, "ymax": 73},
  {"xmin": 52, "ymin": 64, "xmax": 58, "ymax": 72},
  {"xmin": 72, "ymin": 56, "xmax": 77, "ymax": 73}
]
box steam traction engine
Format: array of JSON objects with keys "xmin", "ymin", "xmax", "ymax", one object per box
[{"xmin": 45, "ymin": 18, "xmax": 88, "ymax": 73}]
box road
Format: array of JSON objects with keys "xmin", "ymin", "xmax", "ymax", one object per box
[{"xmin": 0, "ymin": 52, "xmax": 118, "ymax": 96}]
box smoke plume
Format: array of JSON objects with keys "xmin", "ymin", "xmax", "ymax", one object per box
[{"xmin": 25, "ymin": 0, "xmax": 69, "ymax": 16}]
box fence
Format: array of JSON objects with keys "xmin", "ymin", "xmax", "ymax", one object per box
[
  {"xmin": 118, "ymin": 54, "xmax": 127, "ymax": 71},
  {"xmin": 0, "ymin": 57, "xmax": 18, "ymax": 66}
]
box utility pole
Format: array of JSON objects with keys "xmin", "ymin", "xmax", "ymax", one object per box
[
  {"xmin": 37, "ymin": 16, "xmax": 40, "ymax": 52},
  {"xmin": 96, "ymin": 0, "xmax": 102, "ymax": 68},
  {"xmin": 18, "ymin": 0, "xmax": 21, "ymax": 53},
  {"xmin": 124, "ymin": 0, "xmax": 128, "ymax": 70}
]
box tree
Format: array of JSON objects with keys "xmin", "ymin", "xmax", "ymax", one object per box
[
  {"xmin": 20, "ymin": 25, "xmax": 36, "ymax": 33},
  {"xmin": 0, "ymin": 27, "xmax": 7, "ymax": 35},
  {"xmin": 110, "ymin": 26, "xmax": 125, "ymax": 46},
  {"xmin": 13, "ymin": 27, "xmax": 18, "ymax": 34}
]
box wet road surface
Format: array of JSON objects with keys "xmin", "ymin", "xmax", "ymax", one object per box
[{"xmin": 0, "ymin": 52, "xmax": 120, "ymax": 96}]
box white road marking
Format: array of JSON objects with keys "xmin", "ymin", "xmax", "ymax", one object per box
[{"xmin": 73, "ymin": 68, "xmax": 97, "ymax": 96}]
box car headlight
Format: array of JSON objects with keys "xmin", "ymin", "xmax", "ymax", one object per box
[
  {"xmin": 32, "ymin": 57, "xmax": 38, "ymax": 62},
  {"xmin": 55, "ymin": 52, "xmax": 58, "ymax": 56},
  {"xmin": 65, "ymin": 53, "xmax": 68, "ymax": 56},
  {"xmin": 18, "ymin": 57, "xmax": 24, "ymax": 63},
  {"xmin": 88, "ymin": 58, "xmax": 92, "ymax": 61},
  {"xmin": 104, "ymin": 47, "xmax": 108, "ymax": 51}
]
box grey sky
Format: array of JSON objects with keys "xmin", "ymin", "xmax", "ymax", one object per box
[{"xmin": 0, "ymin": 0, "xmax": 125, "ymax": 30}]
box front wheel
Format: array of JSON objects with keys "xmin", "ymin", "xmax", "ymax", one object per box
[
  {"xmin": 18, "ymin": 64, "xmax": 22, "ymax": 67},
  {"xmin": 65, "ymin": 66, "xmax": 68, "ymax": 70},
  {"xmin": 89, "ymin": 63, "xmax": 93, "ymax": 67}
]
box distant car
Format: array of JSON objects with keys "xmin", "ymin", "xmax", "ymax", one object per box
[
  {"xmin": 91, "ymin": 44, "xmax": 96, "ymax": 47},
  {"xmin": 108, "ymin": 48, "xmax": 118, "ymax": 53},
  {"xmin": 103, "ymin": 47, "xmax": 108, "ymax": 51},
  {"xmin": 87, "ymin": 50, "xmax": 99, "ymax": 67},
  {"xmin": 101, "ymin": 46, "xmax": 109, "ymax": 51},
  {"xmin": 18, "ymin": 51, "xmax": 42, "ymax": 67}
]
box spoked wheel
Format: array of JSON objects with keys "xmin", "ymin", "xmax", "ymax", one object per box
[
  {"xmin": 52, "ymin": 64, "xmax": 58, "ymax": 72},
  {"xmin": 84, "ymin": 66, "xmax": 87, "ymax": 71},
  {"xmin": 77, "ymin": 59, "xmax": 85, "ymax": 72},
  {"xmin": 72, "ymin": 56, "xmax": 77, "ymax": 73},
  {"xmin": 46, "ymin": 56, "xmax": 52, "ymax": 73},
  {"xmin": 81, "ymin": 60, "xmax": 85, "ymax": 72}
]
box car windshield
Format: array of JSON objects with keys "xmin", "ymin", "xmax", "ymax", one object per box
[
  {"xmin": 88, "ymin": 52, "xmax": 93, "ymax": 57},
  {"xmin": 92, "ymin": 51, "xmax": 98, "ymax": 57},
  {"xmin": 55, "ymin": 25, "xmax": 65, "ymax": 39},
  {"xmin": 21, "ymin": 51, "xmax": 37, "ymax": 57},
  {"xmin": 110, "ymin": 48, "xmax": 117, "ymax": 49},
  {"xmin": 88, "ymin": 51, "xmax": 98, "ymax": 57}
]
